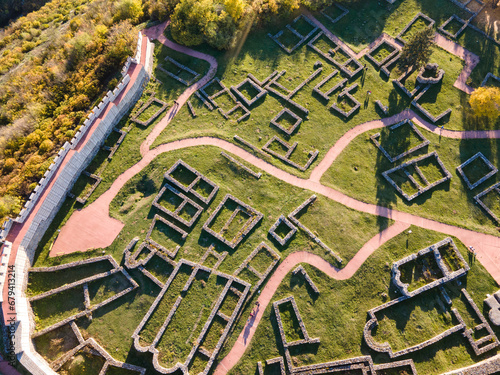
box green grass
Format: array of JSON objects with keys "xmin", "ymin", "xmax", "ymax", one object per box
[
  {"xmin": 156, "ymin": 273, "xmax": 225, "ymax": 369},
  {"xmin": 59, "ymin": 350, "xmax": 106, "ymax": 375},
  {"xmin": 27, "ymin": 260, "xmax": 113, "ymax": 296},
  {"xmin": 321, "ymin": 124, "xmax": 500, "ymax": 236},
  {"xmin": 461, "ymin": 156, "xmax": 496, "ymax": 186},
  {"xmin": 33, "ymin": 323, "xmax": 79, "ymax": 362},
  {"xmin": 228, "ymin": 226, "xmax": 500, "ymax": 375}
]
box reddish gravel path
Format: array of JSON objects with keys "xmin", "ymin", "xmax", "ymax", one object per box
[{"xmin": 214, "ymin": 221, "xmax": 410, "ymax": 375}]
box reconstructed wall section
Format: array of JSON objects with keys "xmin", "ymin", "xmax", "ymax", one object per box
[{"xmin": 5, "ymin": 32, "xmax": 155, "ymax": 375}]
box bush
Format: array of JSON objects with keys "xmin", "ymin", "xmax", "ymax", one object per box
[{"xmin": 39, "ymin": 139, "xmax": 54, "ymax": 154}]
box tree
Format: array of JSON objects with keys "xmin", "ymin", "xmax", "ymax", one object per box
[
  {"xmin": 170, "ymin": 0, "xmax": 213, "ymax": 47},
  {"xmin": 225, "ymin": 0, "xmax": 246, "ymax": 20},
  {"xmin": 469, "ymin": 87, "xmax": 500, "ymax": 121},
  {"xmin": 113, "ymin": 0, "xmax": 144, "ymax": 24},
  {"xmin": 397, "ymin": 27, "xmax": 435, "ymax": 73}
]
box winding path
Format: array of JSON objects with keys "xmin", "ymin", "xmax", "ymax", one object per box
[
  {"xmin": 213, "ymin": 220, "xmax": 410, "ymax": 375},
  {"xmin": 48, "ymin": 19, "xmax": 500, "ymax": 375}
]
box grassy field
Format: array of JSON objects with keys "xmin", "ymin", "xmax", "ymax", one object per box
[
  {"xmin": 321, "ymin": 121, "xmax": 500, "ymax": 236},
  {"xmin": 227, "ymin": 226, "xmax": 500, "ymax": 375}
]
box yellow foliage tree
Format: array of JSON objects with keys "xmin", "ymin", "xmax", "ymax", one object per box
[
  {"xmin": 469, "ymin": 86, "xmax": 500, "ymax": 121},
  {"xmin": 225, "ymin": 0, "xmax": 246, "ymax": 20}
]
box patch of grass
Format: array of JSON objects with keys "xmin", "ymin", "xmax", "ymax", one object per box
[
  {"xmin": 33, "ymin": 324, "xmax": 79, "ymax": 362},
  {"xmin": 31, "ymin": 289, "xmax": 85, "ymax": 331},
  {"xmin": 59, "ymin": 350, "xmax": 106, "ymax": 375}
]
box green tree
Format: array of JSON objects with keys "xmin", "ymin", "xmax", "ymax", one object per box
[
  {"xmin": 170, "ymin": 0, "xmax": 214, "ymax": 47},
  {"xmin": 469, "ymin": 87, "xmax": 500, "ymax": 121},
  {"xmin": 397, "ymin": 27, "xmax": 435, "ymax": 73}
]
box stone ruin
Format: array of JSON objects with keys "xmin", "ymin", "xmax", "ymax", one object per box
[
  {"xmin": 364, "ymin": 238, "xmax": 498, "ymax": 359},
  {"xmin": 220, "ymin": 151, "xmax": 262, "ymax": 179},
  {"xmin": 382, "ymin": 151, "xmax": 452, "ymax": 201},
  {"xmin": 262, "ymin": 136, "xmax": 319, "ymax": 172},
  {"xmin": 292, "ymin": 265, "xmax": 319, "ymax": 295},
  {"xmin": 320, "ymin": 3, "xmax": 349, "ymax": 24},
  {"xmin": 164, "ymin": 159, "xmax": 219, "ymax": 205},
  {"xmin": 396, "ymin": 13, "xmax": 435, "ymax": 44},
  {"xmin": 370, "ymin": 119, "xmax": 430, "ymax": 163},
  {"xmin": 234, "ymin": 242, "xmax": 280, "ymax": 293},
  {"xmin": 456, "ymin": 152, "xmax": 498, "ymax": 190},
  {"xmin": 485, "ymin": 290, "xmax": 500, "ymax": 326},
  {"xmin": 131, "ymin": 91, "xmax": 168, "ymax": 127},
  {"xmin": 268, "ymin": 215, "xmax": 297, "ymax": 246},
  {"xmin": 270, "ymin": 108, "xmax": 303, "ymax": 136},
  {"xmin": 375, "ymin": 100, "xmax": 389, "ymax": 116},
  {"xmin": 313, "ymin": 69, "xmax": 347, "ymax": 101},
  {"xmin": 391, "ymin": 237, "xmax": 470, "ymax": 298},
  {"xmin": 288, "ymin": 195, "xmax": 343, "ymax": 264},
  {"xmin": 481, "ymin": 72, "xmax": 500, "ymax": 88},
  {"xmin": 474, "ymin": 181, "xmax": 500, "ymax": 225},
  {"xmin": 230, "ymin": 77, "xmax": 267, "ymax": 107},
  {"xmin": 131, "ymin": 258, "xmax": 250, "ymax": 375},
  {"xmin": 268, "ymin": 14, "xmax": 318, "ymax": 54},
  {"xmin": 123, "ymin": 237, "xmax": 177, "ymax": 288},
  {"xmin": 199, "ymin": 78, "xmax": 251, "ymax": 122},
  {"xmin": 273, "ymin": 296, "xmax": 320, "ymax": 371},
  {"xmin": 152, "ymin": 183, "xmax": 204, "ymax": 228},
  {"xmin": 146, "ymin": 213, "xmax": 186, "ymax": 258},
  {"xmin": 33, "ymin": 320, "xmax": 146, "ymax": 374},
  {"xmin": 439, "ymin": 14, "xmax": 468, "ymax": 39},
  {"xmin": 254, "ymin": 69, "xmax": 320, "ymax": 115},
  {"xmin": 365, "ymin": 38, "xmax": 401, "ymax": 70},
  {"xmin": 416, "ymin": 63, "xmax": 445, "ymax": 85},
  {"xmin": 158, "ymin": 56, "xmax": 201, "ymax": 86},
  {"xmin": 307, "ymin": 31, "xmax": 364, "ymax": 79},
  {"xmin": 330, "ymin": 83, "xmax": 361, "ymax": 119},
  {"xmin": 28, "ymin": 256, "xmax": 138, "ymax": 337},
  {"xmin": 202, "ymin": 194, "xmax": 264, "ymax": 249}
]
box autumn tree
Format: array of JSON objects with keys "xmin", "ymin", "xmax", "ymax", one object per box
[
  {"xmin": 114, "ymin": 0, "xmax": 144, "ymax": 24},
  {"xmin": 469, "ymin": 87, "xmax": 500, "ymax": 121},
  {"xmin": 397, "ymin": 27, "xmax": 435, "ymax": 73}
]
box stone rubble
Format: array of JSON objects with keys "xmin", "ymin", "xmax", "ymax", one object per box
[
  {"xmin": 202, "ymin": 194, "xmax": 264, "ymax": 249},
  {"xmin": 370, "ymin": 119, "xmax": 430, "ymax": 163},
  {"xmin": 221, "ymin": 152, "xmax": 262, "ymax": 179},
  {"xmin": 382, "ymin": 151, "xmax": 452, "ymax": 201},
  {"xmin": 456, "ymin": 152, "xmax": 498, "ymax": 190}
]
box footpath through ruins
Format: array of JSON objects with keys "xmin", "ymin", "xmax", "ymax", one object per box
[{"xmin": 4, "ymin": 18, "xmax": 500, "ymax": 375}]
